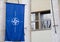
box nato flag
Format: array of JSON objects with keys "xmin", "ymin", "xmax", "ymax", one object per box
[{"xmin": 5, "ymin": 3, "xmax": 25, "ymax": 41}]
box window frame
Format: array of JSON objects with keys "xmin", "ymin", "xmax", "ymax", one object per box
[{"xmin": 31, "ymin": 10, "xmax": 51, "ymax": 31}]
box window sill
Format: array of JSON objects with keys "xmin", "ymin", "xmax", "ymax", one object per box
[{"xmin": 31, "ymin": 28, "xmax": 51, "ymax": 31}]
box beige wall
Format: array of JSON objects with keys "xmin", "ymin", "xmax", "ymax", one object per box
[
  {"xmin": 31, "ymin": 30, "xmax": 52, "ymax": 42},
  {"xmin": 31, "ymin": 0, "xmax": 50, "ymax": 12},
  {"xmin": 5, "ymin": 0, "xmax": 50, "ymax": 12}
]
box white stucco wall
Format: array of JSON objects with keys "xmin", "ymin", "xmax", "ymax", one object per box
[
  {"xmin": 0, "ymin": 0, "xmax": 5, "ymax": 42},
  {"xmin": 50, "ymin": 0, "xmax": 60, "ymax": 42}
]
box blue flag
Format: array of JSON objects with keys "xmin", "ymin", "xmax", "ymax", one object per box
[{"xmin": 5, "ymin": 3, "xmax": 25, "ymax": 41}]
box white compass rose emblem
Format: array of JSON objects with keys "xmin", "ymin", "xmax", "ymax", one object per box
[{"xmin": 11, "ymin": 17, "xmax": 19, "ymax": 26}]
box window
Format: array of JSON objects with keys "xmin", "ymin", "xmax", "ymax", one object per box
[
  {"xmin": 31, "ymin": 13, "xmax": 40, "ymax": 30},
  {"xmin": 31, "ymin": 10, "xmax": 51, "ymax": 30},
  {"xmin": 40, "ymin": 14, "xmax": 51, "ymax": 30}
]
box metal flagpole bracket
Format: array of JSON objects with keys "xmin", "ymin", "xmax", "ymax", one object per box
[{"xmin": 53, "ymin": 25, "xmax": 58, "ymax": 33}]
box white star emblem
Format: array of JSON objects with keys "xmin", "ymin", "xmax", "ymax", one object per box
[{"xmin": 11, "ymin": 17, "xmax": 19, "ymax": 26}]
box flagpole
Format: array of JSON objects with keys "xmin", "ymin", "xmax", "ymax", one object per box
[
  {"xmin": 50, "ymin": 0, "xmax": 60, "ymax": 42},
  {"xmin": 22, "ymin": 0, "xmax": 31, "ymax": 42},
  {"xmin": 0, "ymin": 0, "xmax": 5, "ymax": 42}
]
